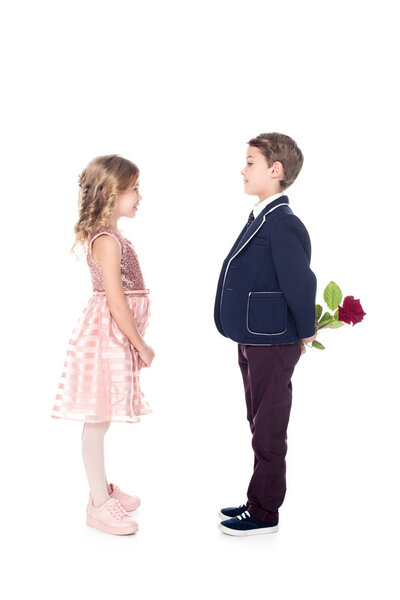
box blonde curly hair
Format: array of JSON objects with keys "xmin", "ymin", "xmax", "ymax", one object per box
[{"xmin": 70, "ymin": 154, "xmax": 139, "ymax": 257}]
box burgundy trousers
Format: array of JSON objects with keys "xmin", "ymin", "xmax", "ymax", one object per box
[{"xmin": 237, "ymin": 341, "xmax": 302, "ymax": 524}]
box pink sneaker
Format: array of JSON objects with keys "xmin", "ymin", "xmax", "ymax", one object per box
[
  {"xmin": 108, "ymin": 483, "xmax": 141, "ymax": 512},
  {"xmin": 86, "ymin": 496, "xmax": 138, "ymax": 535}
]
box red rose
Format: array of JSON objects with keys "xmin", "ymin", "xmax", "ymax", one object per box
[{"xmin": 338, "ymin": 296, "xmax": 366, "ymax": 325}]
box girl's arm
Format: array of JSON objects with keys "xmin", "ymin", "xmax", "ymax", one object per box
[{"xmin": 92, "ymin": 234, "xmax": 146, "ymax": 352}]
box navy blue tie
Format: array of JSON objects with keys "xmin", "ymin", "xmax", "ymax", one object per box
[{"xmin": 246, "ymin": 210, "xmax": 255, "ymax": 229}]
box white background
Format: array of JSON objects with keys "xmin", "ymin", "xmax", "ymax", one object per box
[{"xmin": 1, "ymin": 1, "xmax": 399, "ymax": 598}]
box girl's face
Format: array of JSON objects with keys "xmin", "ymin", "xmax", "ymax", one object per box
[
  {"xmin": 114, "ymin": 178, "xmax": 142, "ymax": 219},
  {"xmin": 241, "ymin": 145, "xmax": 283, "ymax": 197}
]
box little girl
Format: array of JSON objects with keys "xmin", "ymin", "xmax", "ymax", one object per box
[{"xmin": 51, "ymin": 154, "xmax": 155, "ymax": 536}]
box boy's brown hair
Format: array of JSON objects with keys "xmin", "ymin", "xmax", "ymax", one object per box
[{"xmin": 247, "ymin": 132, "xmax": 304, "ymax": 191}]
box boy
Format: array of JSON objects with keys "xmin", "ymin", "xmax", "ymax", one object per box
[{"xmin": 214, "ymin": 132, "xmax": 317, "ymax": 536}]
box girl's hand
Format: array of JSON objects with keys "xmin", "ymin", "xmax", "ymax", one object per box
[
  {"xmin": 137, "ymin": 342, "xmax": 155, "ymax": 368},
  {"xmin": 300, "ymin": 331, "xmax": 318, "ymax": 355}
]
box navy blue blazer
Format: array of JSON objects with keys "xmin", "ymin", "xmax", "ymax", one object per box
[{"xmin": 214, "ymin": 195, "xmax": 317, "ymax": 345}]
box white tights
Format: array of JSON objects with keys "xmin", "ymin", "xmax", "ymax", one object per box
[{"xmin": 81, "ymin": 421, "xmax": 112, "ymax": 507}]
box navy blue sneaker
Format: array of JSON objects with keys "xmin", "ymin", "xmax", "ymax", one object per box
[
  {"xmin": 218, "ymin": 509, "xmax": 279, "ymax": 536},
  {"xmin": 218, "ymin": 504, "xmax": 248, "ymax": 520}
]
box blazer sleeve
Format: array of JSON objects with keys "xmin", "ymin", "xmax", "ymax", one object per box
[{"xmin": 270, "ymin": 214, "xmax": 317, "ymax": 339}]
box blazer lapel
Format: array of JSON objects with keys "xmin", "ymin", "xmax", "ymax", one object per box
[{"xmin": 231, "ymin": 196, "xmax": 289, "ymax": 256}]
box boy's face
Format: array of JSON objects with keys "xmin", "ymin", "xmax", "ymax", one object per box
[{"xmin": 241, "ymin": 146, "xmax": 283, "ymax": 198}]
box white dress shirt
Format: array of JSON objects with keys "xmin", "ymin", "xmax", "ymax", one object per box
[{"xmin": 252, "ymin": 192, "xmax": 286, "ymax": 219}]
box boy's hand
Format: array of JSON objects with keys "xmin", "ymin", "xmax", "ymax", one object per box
[{"xmin": 300, "ymin": 332, "xmax": 318, "ymax": 355}]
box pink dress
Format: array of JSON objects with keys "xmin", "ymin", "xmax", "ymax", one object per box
[{"xmin": 51, "ymin": 228, "xmax": 152, "ymax": 423}]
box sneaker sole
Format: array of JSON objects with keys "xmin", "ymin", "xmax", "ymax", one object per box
[
  {"xmin": 86, "ymin": 515, "xmax": 138, "ymax": 535},
  {"xmin": 218, "ymin": 522, "xmax": 279, "ymax": 536}
]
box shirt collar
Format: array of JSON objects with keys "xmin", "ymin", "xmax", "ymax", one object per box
[{"xmin": 252, "ymin": 192, "xmax": 286, "ymax": 219}]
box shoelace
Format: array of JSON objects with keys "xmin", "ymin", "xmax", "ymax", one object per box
[
  {"xmin": 106, "ymin": 499, "xmax": 129, "ymax": 520},
  {"xmin": 236, "ymin": 510, "xmax": 251, "ymax": 521}
]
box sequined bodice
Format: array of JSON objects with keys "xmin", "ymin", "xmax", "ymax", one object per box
[{"xmin": 87, "ymin": 228, "xmax": 146, "ymax": 292}]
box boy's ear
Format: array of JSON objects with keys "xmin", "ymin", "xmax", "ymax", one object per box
[{"xmin": 272, "ymin": 161, "xmax": 284, "ymax": 179}]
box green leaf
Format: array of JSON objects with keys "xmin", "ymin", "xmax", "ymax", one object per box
[
  {"xmin": 323, "ymin": 281, "xmax": 342, "ymax": 311},
  {"xmin": 334, "ymin": 308, "xmax": 339, "ymax": 319},
  {"xmin": 312, "ymin": 340, "xmax": 325, "ymax": 349},
  {"xmin": 326, "ymin": 320, "xmax": 344, "ymax": 328},
  {"xmin": 318, "ymin": 312, "xmax": 332, "ymax": 328},
  {"xmin": 316, "ymin": 304, "xmax": 323, "ymax": 320}
]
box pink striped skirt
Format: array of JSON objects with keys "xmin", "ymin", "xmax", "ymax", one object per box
[{"xmin": 51, "ymin": 290, "xmax": 152, "ymax": 424}]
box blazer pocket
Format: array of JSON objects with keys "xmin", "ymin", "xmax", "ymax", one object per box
[
  {"xmin": 246, "ymin": 291, "xmax": 288, "ymax": 335},
  {"xmin": 251, "ymin": 239, "xmax": 269, "ymax": 247}
]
